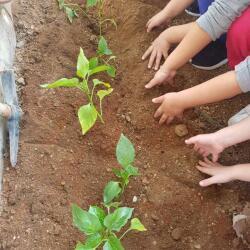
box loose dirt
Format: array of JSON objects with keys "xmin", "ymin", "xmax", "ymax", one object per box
[{"xmin": 0, "ymin": 0, "xmax": 250, "ymax": 249}]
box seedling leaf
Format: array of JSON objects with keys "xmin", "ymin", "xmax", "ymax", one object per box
[
  {"xmin": 89, "ymin": 65, "xmax": 110, "ymax": 76},
  {"xmin": 65, "ymin": 7, "xmax": 78, "ymax": 23},
  {"xmin": 78, "ymin": 104, "xmax": 98, "ymax": 135},
  {"xmin": 58, "ymin": 0, "xmax": 65, "ymax": 9},
  {"xmin": 84, "ymin": 233, "xmax": 103, "ymax": 248},
  {"xmin": 80, "ymin": 80, "xmax": 90, "ymax": 94},
  {"xmin": 88, "ymin": 206, "xmax": 106, "ymax": 225},
  {"xmin": 103, "ymin": 235, "xmax": 124, "ymax": 250},
  {"xmin": 104, "ymin": 207, "xmax": 133, "ymax": 232},
  {"xmin": 103, "ymin": 181, "xmax": 121, "ymax": 204},
  {"xmin": 97, "ymin": 88, "xmax": 113, "ymax": 102},
  {"xmin": 93, "ymin": 79, "xmax": 110, "ymax": 88},
  {"xmin": 77, "ymin": 48, "xmax": 89, "ymax": 78},
  {"xmin": 124, "ymin": 165, "xmax": 139, "ymax": 177},
  {"xmin": 116, "ymin": 134, "xmax": 135, "ymax": 167},
  {"xmin": 72, "ymin": 204, "xmax": 103, "ymax": 235},
  {"xmin": 89, "ymin": 57, "xmax": 99, "ymax": 70},
  {"xmin": 75, "ymin": 242, "xmax": 87, "ymax": 250},
  {"xmin": 98, "ymin": 36, "xmax": 112, "ymax": 56},
  {"xmin": 107, "ymin": 66, "xmax": 116, "ymax": 78},
  {"xmin": 41, "ymin": 78, "xmax": 79, "ymax": 89},
  {"xmin": 87, "ymin": 0, "xmax": 98, "ymax": 8},
  {"xmin": 130, "ymin": 218, "xmax": 147, "ymax": 232}
]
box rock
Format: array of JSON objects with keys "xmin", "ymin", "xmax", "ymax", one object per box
[
  {"xmin": 151, "ymin": 214, "xmax": 159, "ymax": 221},
  {"xmin": 16, "ymin": 40, "xmax": 25, "ymax": 48},
  {"xmin": 194, "ymin": 244, "xmax": 201, "ymax": 249},
  {"xmin": 90, "ymin": 35, "xmax": 97, "ymax": 44},
  {"xmin": 152, "ymin": 240, "xmax": 157, "ymax": 246},
  {"xmin": 175, "ymin": 124, "xmax": 188, "ymax": 137},
  {"xmin": 125, "ymin": 114, "xmax": 131, "ymax": 123},
  {"xmin": 132, "ymin": 196, "xmax": 138, "ymax": 203},
  {"xmin": 171, "ymin": 228, "xmax": 182, "ymax": 241},
  {"xmin": 142, "ymin": 177, "xmax": 149, "ymax": 185},
  {"xmin": 17, "ymin": 77, "xmax": 26, "ymax": 86}
]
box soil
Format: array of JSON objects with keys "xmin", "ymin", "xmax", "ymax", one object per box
[{"xmin": 0, "ymin": 0, "xmax": 250, "ymax": 249}]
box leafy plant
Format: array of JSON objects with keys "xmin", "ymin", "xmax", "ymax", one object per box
[
  {"xmin": 57, "ymin": 0, "xmax": 79, "ymax": 23},
  {"xmin": 86, "ymin": 0, "xmax": 117, "ymax": 36},
  {"xmin": 97, "ymin": 36, "xmax": 116, "ymax": 78},
  {"xmin": 72, "ymin": 134, "xmax": 146, "ymax": 249},
  {"xmin": 41, "ymin": 48, "xmax": 114, "ymax": 135}
]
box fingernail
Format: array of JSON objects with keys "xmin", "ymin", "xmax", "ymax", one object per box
[
  {"xmin": 142, "ymin": 57, "xmax": 144, "ymax": 60},
  {"xmin": 199, "ymin": 181, "xmax": 204, "ymax": 187},
  {"xmin": 148, "ymin": 65, "xmax": 151, "ymax": 69},
  {"xmin": 155, "ymin": 67, "xmax": 158, "ymax": 70}
]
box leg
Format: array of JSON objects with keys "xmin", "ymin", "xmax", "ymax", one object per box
[{"xmin": 227, "ymin": 7, "xmax": 250, "ymax": 69}]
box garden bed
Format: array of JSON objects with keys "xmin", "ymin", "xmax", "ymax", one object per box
[{"xmin": 0, "ymin": 0, "xmax": 250, "ymax": 249}]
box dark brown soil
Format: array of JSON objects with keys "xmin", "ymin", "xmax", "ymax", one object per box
[{"xmin": 0, "ymin": 0, "xmax": 250, "ymax": 249}]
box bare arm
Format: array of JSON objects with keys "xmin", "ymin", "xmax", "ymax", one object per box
[
  {"xmin": 162, "ymin": 22, "xmax": 211, "ymax": 71},
  {"xmin": 179, "ymin": 71, "xmax": 242, "ymax": 108}
]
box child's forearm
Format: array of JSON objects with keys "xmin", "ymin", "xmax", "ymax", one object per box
[
  {"xmin": 234, "ymin": 164, "xmax": 250, "ymax": 182},
  {"xmin": 163, "ymin": 22, "xmax": 195, "ymax": 45},
  {"xmin": 214, "ymin": 117, "xmax": 250, "ymax": 148},
  {"xmin": 163, "ymin": 0, "xmax": 194, "ymax": 20},
  {"xmin": 178, "ymin": 71, "xmax": 242, "ymax": 109},
  {"xmin": 162, "ymin": 22, "xmax": 211, "ymax": 71}
]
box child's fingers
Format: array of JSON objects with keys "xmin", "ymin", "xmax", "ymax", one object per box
[
  {"xmin": 212, "ymin": 153, "xmax": 219, "ymax": 163},
  {"xmin": 196, "ymin": 165, "xmax": 215, "ymax": 176},
  {"xmin": 166, "ymin": 116, "xmax": 174, "ymax": 125},
  {"xmin": 199, "ymin": 175, "xmax": 221, "ymax": 187},
  {"xmin": 145, "ymin": 77, "xmax": 159, "ymax": 89},
  {"xmin": 148, "ymin": 50, "xmax": 157, "ymax": 69},
  {"xmin": 159, "ymin": 114, "xmax": 168, "ymax": 125},
  {"xmin": 193, "ymin": 144, "xmax": 199, "ymax": 152},
  {"xmin": 198, "ymin": 160, "xmax": 213, "ymax": 168},
  {"xmin": 152, "ymin": 95, "xmax": 164, "ymax": 104},
  {"xmin": 142, "ymin": 46, "xmax": 153, "ymax": 60},
  {"xmin": 154, "ymin": 106, "xmax": 163, "ymax": 118},
  {"xmin": 185, "ymin": 136, "xmax": 198, "ymax": 145},
  {"xmin": 154, "ymin": 51, "xmax": 162, "ymax": 71}
]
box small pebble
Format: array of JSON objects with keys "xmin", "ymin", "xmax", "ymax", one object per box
[
  {"xmin": 171, "ymin": 228, "xmax": 182, "ymax": 241},
  {"xmin": 132, "ymin": 196, "xmax": 138, "ymax": 203},
  {"xmin": 175, "ymin": 124, "xmax": 189, "ymax": 137}
]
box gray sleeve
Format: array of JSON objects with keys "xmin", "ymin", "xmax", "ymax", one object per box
[
  {"xmin": 236, "ymin": 57, "xmax": 250, "ymax": 93},
  {"xmin": 196, "ymin": 0, "xmax": 249, "ymax": 41}
]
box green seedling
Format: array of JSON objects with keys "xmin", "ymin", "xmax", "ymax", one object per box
[
  {"xmin": 72, "ymin": 134, "xmax": 146, "ymax": 249},
  {"xmin": 57, "ymin": 0, "xmax": 79, "ymax": 23},
  {"xmin": 41, "ymin": 48, "xmax": 114, "ymax": 135},
  {"xmin": 97, "ymin": 36, "xmax": 116, "ymax": 78},
  {"xmin": 86, "ymin": 0, "xmax": 117, "ymax": 36}
]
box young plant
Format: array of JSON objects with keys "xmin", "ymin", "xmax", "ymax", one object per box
[
  {"xmin": 97, "ymin": 36, "xmax": 116, "ymax": 78},
  {"xmin": 57, "ymin": 0, "xmax": 79, "ymax": 23},
  {"xmin": 86, "ymin": 0, "xmax": 117, "ymax": 35},
  {"xmin": 41, "ymin": 48, "xmax": 114, "ymax": 135},
  {"xmin": 72, "ymin": 134, "xmax": 146, "ymax": 249}
]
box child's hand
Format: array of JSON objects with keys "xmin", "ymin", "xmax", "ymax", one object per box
[
  {"xmin": 196, "ymin": 158, "xmax": 236, "ymax": 187},
  {"xmin": 146, "ymin": 10, "xmax": 171, "ymax": 33},
  {"xmin": 152, "ymin": 92, "xmax": 184, "ymax": 125},
  {"xmin": 142, "ymin": 32, "xmax": 170, "ymax": 70},
  {"xmin": 185, "ymin": 133, "xmax": 225, "ymax": 162},
  {"xmin": 145, "ymin": 67, "xmax": 176, "ymax": 89}
]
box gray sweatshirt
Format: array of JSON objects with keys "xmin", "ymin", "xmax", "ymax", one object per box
[{"xmin": 196, "ymin": 0, "xmax": 250, "ymax": 93}]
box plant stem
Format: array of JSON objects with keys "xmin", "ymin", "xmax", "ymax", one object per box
[{"xmin": 119, "ymin": 229, "xmax": 131, "ymax": 240}]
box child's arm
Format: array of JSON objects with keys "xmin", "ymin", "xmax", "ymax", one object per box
[
  {"xmin": 145, "ymin": 0, "xmax": 249, "ymax": 88},
  {"xmin": 146, "ymin": 0, "xmax": 194, "ymax": 32},
  {"xmin": 145, "ymin": 23, "xmax": 211, "ymax": 88},
  {"xmin": 186, "ymin": 117, "xmax": 250, "ymax": 161},
  {"xmin": 143, "ymin": 22, "xmax": 194, "ymax": 70},
  {"xmin": 196, "ymin": 158, "xmax": 250, "ymax": 187},
  {"xmin": 152, "ymin": 71, "xmax": 242, "ymax": 125}
]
